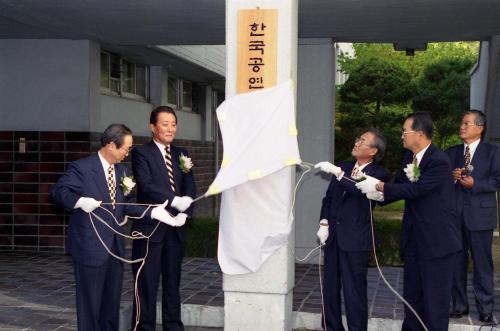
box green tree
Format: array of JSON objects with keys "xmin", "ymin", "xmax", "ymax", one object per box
[
  {"xmin": 335, "ymin": 57, "xmax": 414, "ymax": 175},
  {"xmin": 412, "ymin": 57, "xmax": 475, "ymax": 148},
  {"xmin": 339, "ymin": 42, "xmax": 479, "ymax": 79},
  {"xmin": 335, "ymin": 42, "xmax": 479, "ymax": 173}
]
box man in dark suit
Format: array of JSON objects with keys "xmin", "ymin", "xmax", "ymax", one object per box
[
  {"xmin": 315, "ymin": 129, "xmax": 389, "ymax": 331},
  {"xmin": 131, "ymin": 106, "xmax": 196, "ymax": 331},
  {"xmin": 52, "ymin": 124, "xmax": 182, "ymax": 331},
  {"xmin": 357, "ymin": 112, "xmax": 462, "ymax": 331},
  {"xmin": 447, "ymin": 110, "xmax": 500, "ymax": 323}
]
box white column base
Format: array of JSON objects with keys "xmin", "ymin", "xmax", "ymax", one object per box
[{"xmin": 224, "ymin": 291, "xmax": 293, "ymax": 330}]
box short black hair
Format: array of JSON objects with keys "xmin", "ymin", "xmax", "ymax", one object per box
[
  {"xmin": 406, "ymin": 111, "xmax": 433, "ymax": 139},
  {"xmin": 101, "ymin": 124, "xmax": 132, "ymax": 148},
  {"xmin": 150, "ymin": 106, "xmax": 177, "ymax": 125},
  {"xmin": 463, "ymin": 109, "xmax": 487, "ymax": 139},
  {"xmin": 366, "ymin": 128, "xmax": 386, "ymax": 162}
]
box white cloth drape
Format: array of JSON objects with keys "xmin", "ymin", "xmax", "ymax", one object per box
[{"xmin": 206, "ymin": 80, "xmax": 301, "ymax": 274}]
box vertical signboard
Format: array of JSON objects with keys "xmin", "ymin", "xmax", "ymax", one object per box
[{"xmin": 237, "ymin": 9, "xmax": 278, "ymax": 94}]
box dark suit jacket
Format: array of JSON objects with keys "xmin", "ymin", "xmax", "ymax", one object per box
[
  {"xmin": 384, "ymin": 144, "xmax": 461, "ymax": 260},
  {"xmin": 446, "ymin": 141, "xmax": 500, "ymax": 231},
  {"xmin": 131, "ymin": 140, "xmax": 196, "ymax": 242},
  {"xmin": 51, "ymin": 154, "xmax": 145, "ymax": 266},
  {"xmin": 320, "ymin": 160, "xmax": 389, "ymax": 251}
]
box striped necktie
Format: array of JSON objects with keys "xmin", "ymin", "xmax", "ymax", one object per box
[
  {"xmin": 412, "ymin": 153, "xmax": 417, "ymax": 166},
  {"xmin": 464, "ymin": 145, "xmax": 471, "ymax": 169},
  {"xmin": 165, "ymin": 146, "xmax": 177, "ymax": 193},
  {"xmin": 351, "ymin": 165, "xmax": 360, "ymax": 178},
  {"xmin": 107, "ymin": 165, "xmax": 116, "ymax": 209}
]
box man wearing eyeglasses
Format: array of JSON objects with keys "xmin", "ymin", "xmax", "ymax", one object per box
[
  {"xmin": 446, "ymin": 110, "xmax": 500, "ymax": 323},
  {"xmin": 314, "ymin": 129, "xmax": 389, "ymax": 331},
  {"xmin": 356, "ymin": 112, "xmax": 462, "ymax": 331},
  {"xmin": 51, "ymin": 124, "xmax": 182, "ymax": 331}
]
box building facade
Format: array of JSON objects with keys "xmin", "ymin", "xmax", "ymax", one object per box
[{"xmin": 0, "ymin": 39, "xmax": 225, "ymax": 251}]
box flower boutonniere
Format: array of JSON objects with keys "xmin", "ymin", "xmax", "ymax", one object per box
[
  {"xmin": 352, "ymin": 172, "xmax": 367, "ymax": 182},
  {"xmin": 404, "ymin": 163, "xmax": 421, "ymax": 182},
  {"xmin": 120, "ymin": 175, "xmax": 136, "ymax": 196},
  {"xmin": 179, "ymin": 154, "xmax": 193, "ymax": 173}
]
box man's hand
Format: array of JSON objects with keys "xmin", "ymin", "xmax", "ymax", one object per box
[
  {"xmin": 355, "ymin": 175, "xmax": 380, "ymax": 193},
  {"xmin": 314, "ymin": 161, "xmax": 344, "ymax": 178},
  {"xmin": 452, "ymin": 168, "xmax": 463, "ymax": 181},
  {"xmin": 316, "ymin": 219, "xmax": 329, "ymax": 244},
  {"xmin": 174, "ymin": 213, "xmax": 188, "ymax": 227},
  {"xmin": 171, "ymin": 196, "xmax": 194, "ymax": 212},
  {"xmin": 458, "ymin": 175, "xmax": 474, "ymax": 189},
  {"xmin": 366, "ymin": 191, "xmax": 384, "ymax": 202},
  {"xmin": 151, "ymin": 200, "xmax": 178, "ymax": 226},
  {"xmin": 75, "ymin": 197, "xmax": 102, "ymax": 213}
]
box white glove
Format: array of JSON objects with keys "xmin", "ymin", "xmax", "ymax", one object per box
[
  {"xmin": 355, "ymin": 175, "xmax": 380, "ymax": 194},
  {"xmin": 171, "ymin": 196, "xmax": 193, "ymax": 212},
  {"xmin": 151, "ymin": 200, "xmax": 178, "ymax": 226},
  {"xmin": 75, "ymin": 197, "xmax": 102, "ymax": 213},
  {"xmin": 174, "ymin": 213, "xmax": 188, "ymax": 227},
  {"xmin": 316, "ymin": 219, "xmax": 329, "ymax": 244},
  {"xmin": 314, "ymin": 161, "xmax": 344, "ymax": 179},
  {"xmin": 366, "ymin": 191, "xmax": 384, "ymax": 202}
]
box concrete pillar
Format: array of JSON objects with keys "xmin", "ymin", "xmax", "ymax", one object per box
[
  {"xmin": 149, "ymin": 66, "xmax": 165, "ymax": 108},
  {"xmin": 484, "ymin": 36, "xmax": 500, "ymax": 145},
  {"xmin": 295, "ymin": 38, "xmax": 336, "ymax": 261},
  {"xmin": 203, "ymin": 85, "xmax": 215, "ymax": 142},
  {"xmin": 470, "ymin": 41, "xmax": 489, "ymax": 112},
  {"xmin": 223, "ymin": 0, "xmax": 298, "ymax": 330}
]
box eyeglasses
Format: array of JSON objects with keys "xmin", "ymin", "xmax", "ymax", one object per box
[
  {"xmin": 401, "ymin": 130, "xmax": 416, "ymax": 137},
  {"xmin": 354, "ymin": 137, "xmax": 373, "ymax": 147},
  {"xmin": 460, "ymin": 122, "xmax": 482, "ymax": 128},
  {"xmin": 116, "ymin": 145, "xmax": 133, "ymax": 153}
]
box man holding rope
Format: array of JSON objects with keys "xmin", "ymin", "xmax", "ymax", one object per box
[
  {"xmin": 356, "ymin": 112, "xmax": 462, "ymax": 331},
  {"xmin": 315, "ymin": 129, "xmax": 389, "ymax": 331},
  {"xmin": 52, "ymin": 124, "xmax": 183, "ymax": 331},
  {"xmin": 130, "ymin": 106, "xmax": 196, "ymax": 331}
]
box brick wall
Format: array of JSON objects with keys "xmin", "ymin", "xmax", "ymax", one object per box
[{"xmin": 0, "ymin": 131, "xmax": 218, "ymax": 251}]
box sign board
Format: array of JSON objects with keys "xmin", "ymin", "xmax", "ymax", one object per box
[{"xmin": 237, "ymin": 9, "xmax": 278, "ymax": 93}]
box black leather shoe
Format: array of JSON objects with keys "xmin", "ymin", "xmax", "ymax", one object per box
[
  {"xmin": 449, "ymin": 310, "xmax": 469, "ymax": 318},
  {"xmin": 479, "ymin": 313, "xmax": 493, "ymax": 323}
]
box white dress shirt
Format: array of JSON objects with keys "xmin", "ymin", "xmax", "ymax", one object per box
[
  {"xmin": 414, "ymin": 143, "xmax": 431, "ymax": 166},
  {"xmin": 464, "ymin": 138, "xmax": 480, "ymax": 161},
  {"xmin": 98, "ymin": 151, "xmax": 115, "ymax": 184}
]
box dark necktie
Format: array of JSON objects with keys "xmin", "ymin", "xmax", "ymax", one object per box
[
  {"xmin": 107, "ymin": 165, "xmax": 116, "ymax": 209},
  {"xmin": 165, "ymin": 146, "xmax": 177, "ymax": 193},
  {"xmin": 464, "ymin": 145, "xmax": 471, "ymax": 169}
]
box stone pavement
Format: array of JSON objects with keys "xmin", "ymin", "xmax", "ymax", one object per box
[{"xmin": 0, "ymin": 251, "xmax": 499, "ymax": 330}]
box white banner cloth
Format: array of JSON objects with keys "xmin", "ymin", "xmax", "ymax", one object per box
[{"xmin": 209, "ymin": 81, "xmax": 301, "ymax": 274}]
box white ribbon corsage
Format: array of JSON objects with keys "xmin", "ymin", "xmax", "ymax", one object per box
[
  {"xmin": 403, "ymin": 163, "xmax": 421, "ymax": 182},
  {"xmin": 179, "ymin": 154, "xmax": 193, "ymax": 173},
  {"xmin": 120, "ymin": 175, "xmax": 136, "ymax": 196}
]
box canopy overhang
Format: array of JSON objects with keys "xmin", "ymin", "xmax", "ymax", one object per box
[{"xmin": 1, "ymin": 0, "xmax": 499, "ymax": 45}]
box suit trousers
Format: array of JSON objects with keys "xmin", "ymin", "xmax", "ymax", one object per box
[
  {"xmin": 401, "ymin": 233, "xmax": 456, "ymax": 331},
  {"xmin": 73, "ymin": 239, "xmax": 123, "ymax": 331},
  {"xmin": 451, "ymin": 222, "xmax": 494, "ymax": 314},
  {"xmin": 323, "ymin": 235, "xmax": 370, "ymax": 331},
  {"xmin": 131, "ymin": 228, "xmax": 185, "ymax": 331}
]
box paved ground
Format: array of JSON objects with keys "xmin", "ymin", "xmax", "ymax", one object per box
[
  {"xmin": 0, "ymin": 251, "xmax": 499, "ymax": 330},
  {"xmin": 494, "ymin": 236, "xmax": 500, "ymax": 272}
]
